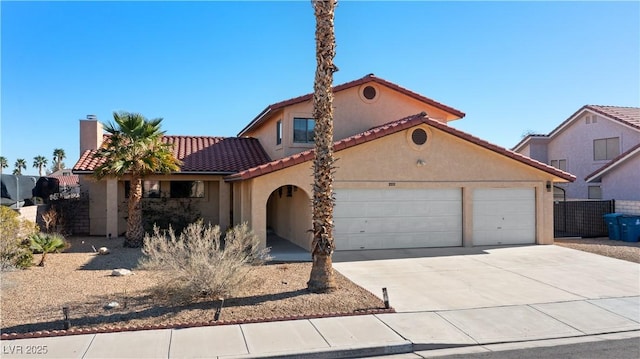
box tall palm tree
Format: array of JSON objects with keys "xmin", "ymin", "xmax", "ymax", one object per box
[
  {"xmin": 0, "ymin": 156, "xmax": 7, "ymax": 175},
  {"xmin": 33, "ymin": 155, "xmax": 48, "ymax": 176},
  {"xmin": 307, "ymin": 0, "xmax": 338, "ymax": 293},
  {"xmin": 93, "ymin": 111, "xmax": 181, "ymax": 247},
  {"xmin": 13, "ymin": 158, "xmax": 27, "ymax": 176},
  {"xmin": 52, "ymin": 148, "xmax": 66, "ymax": 172}
]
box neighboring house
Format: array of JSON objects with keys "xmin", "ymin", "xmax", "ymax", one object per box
[
  {"xmin": 73, "ymin": 74, "xmax": 574, "ymax": 251},
  {"xmin": 513, "ymin": 105, "xmax": 640, "ymax": 201},
  {"xmin": 48, "ymin": 169, "xmax": 80, "ymax": 198}
]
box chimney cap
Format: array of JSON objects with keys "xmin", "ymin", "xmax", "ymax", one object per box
[{"xmin": 86, "ymin": 114, "xmax": 97, "ymax": 120}]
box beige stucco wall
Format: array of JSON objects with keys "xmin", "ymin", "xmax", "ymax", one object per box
[
  {"xmin": 234, "ymin": 124, "xmax": 562, "ymax": 250},
  {"xmin": 244, "ymin": 84, "xmax": 460, "ymax": 161},
  {"xmin": 266, "ymin": 185, "xmax": 313, "ymax": 250}
]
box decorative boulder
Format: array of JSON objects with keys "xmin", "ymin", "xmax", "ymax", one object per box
[
  {"xmin": 98, "ymin": 247, "xmax": 110, "ymax": 255},
  {"xmin": 111, "ymin": 268, "xmax": 133, "ymax": 276}
]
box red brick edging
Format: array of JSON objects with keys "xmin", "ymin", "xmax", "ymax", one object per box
[{"xmin": 1, "ymin": 308, "xmax": 395, "ymax": 340}]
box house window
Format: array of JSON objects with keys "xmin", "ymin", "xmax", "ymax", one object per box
[
  {"xmin": 293, "ymin": 118, "xmax": 315, "ymax": 143},
  {"xmin": 550, "ymin": 159, "xmax": 567, "ymax": 171},
  {"xmin": 593, "ymin": 137, "xmax": 620, "ymax": 161},
  {"xmin": 276, "ymin": 120, "xmax": 282, "ymax": 145},
  {"xmin": 170, "ymin": 181, "xmax": 204, "ymax": 198},
  {"xmin": 124, "ymin": 180, "xmax": 160, "ymax": 198},
  {"xmin": 588, "ymin": 186, "xmax": 602, "ymax": 199}
]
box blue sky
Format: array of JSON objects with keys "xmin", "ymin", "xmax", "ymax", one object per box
[{"xmin": 2, "ymin": 1, "xmax": 638, "ymax": 176}]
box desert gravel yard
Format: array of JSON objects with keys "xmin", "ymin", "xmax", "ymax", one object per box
[
  {"xmin": 554, "ymin": 237, "xmax": 640, "ymax": 263},
  {"xmin": 2, "ymin": 236, "xmax": 638, "ymax": 336},
  {"xmin": 0, "ymin": 237, "xmax": 386, "ymax": 335}
]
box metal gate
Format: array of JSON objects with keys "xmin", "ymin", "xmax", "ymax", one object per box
[{"xmin": 554, "ymin": 200, "xmax": 615, "ymax": 238}]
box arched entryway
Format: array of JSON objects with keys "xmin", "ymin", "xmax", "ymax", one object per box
[{"xmin": 266, "ymin": 184, "xmax": 312, "ymax": 253}]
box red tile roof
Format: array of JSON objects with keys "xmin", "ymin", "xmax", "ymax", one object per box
[
  {"xmin": 237, "ymin": 74, "xmax": 466, "ymax": 136},
  {"xmin": 48, "ymin": 174, "xmax": 79, "ymax": 187},
  {"xmin": 226, "ymin": 112, "xmax": 576, "ymax": 182},
  {"xmin": 585, "ymin": 142, "xmax": 640, "ymax": 183},
  {"xmin": 73, "ymin": 136, "xmax": 271, "ymax": 174}
]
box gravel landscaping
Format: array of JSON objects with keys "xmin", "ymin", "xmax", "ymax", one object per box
[
  {"xmin": 3, "ymin": 235, "xmax": 638, "ymax": 337},
  {"xmin": 1, "ymin": 236, "xmax": 387, "ymax": 335},
  {"xmin": 554, "ymin": 237, "xmax": 640, "ymax": 263}
]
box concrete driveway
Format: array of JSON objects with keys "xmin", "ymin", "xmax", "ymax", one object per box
[{"xmin": 333, "ymin": 245, "xmax": 640, "ymax": 313}]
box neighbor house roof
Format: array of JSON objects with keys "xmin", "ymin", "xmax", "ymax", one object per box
[
  {"xmin": 585, "ymin": 143, "xmax": 640, "ymax": 183},
  {"xmin": 48, "ymin": 174, "xmax": 79, "ymax": 187},
  {"xmin": 73, "ymin": 136, "xmax": 271, "ymax": 174},
  {"xmin": 226, "ymin": 112, "xmax": 576, "ymax": 182},
  {"xmin": 237, "ymin": 74, "xmax": 466, "ymax": 137},
  {"xmin": 513, "ymin": 105, "xmax": 640, "ymax": 152}
]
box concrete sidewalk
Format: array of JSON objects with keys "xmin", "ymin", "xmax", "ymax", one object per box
[
  {"xmin": 1, "ymin": 305, "xmax": 639, "ymax": 358},
  {"xmin": 2, "ymin": 245, "xmax": 639, "ymax": 358}
]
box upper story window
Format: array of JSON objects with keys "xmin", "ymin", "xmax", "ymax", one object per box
[
  {"xmin": 550, "ymin": 159, "xmax": 567, "ymax": 171},
  {"xmin": 293, "ymin": 118, "xmax": 315, "ymax": 143},
  {"xmin": 593, "ymin": 137, "xmax": 620, "ymax": 161},
  {"xmin": 276, "ymin": 120, "xmax": 282, "ymax": 145}
]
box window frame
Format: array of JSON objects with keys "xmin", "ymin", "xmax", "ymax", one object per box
[
  {"xmin": 124, "ymin": 180, "xmax": 160, "ymax": 198},
  {"xmin": 293, "ymin": 118, "xmax": 315, "ymax": 144},
  {"xmin": 550, "ymin": 159, "xmax": 567, "ymax": 171},
  {"xmin": 169, "ymin": 180, "xmax": 205, "ymax": 198},
  {"xmin": 588, "ymin": 185, "xmax": 602, "ymax": 200},
  {"xmin": 276, "ymin": 120, "xmax": 282, "ymax": 145},
  {"xmin": 593, "ymin": 137, "xmax": 620, "ymax": 161}
]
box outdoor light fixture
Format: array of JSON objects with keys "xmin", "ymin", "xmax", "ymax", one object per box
[
  {"xmin": 214, "ymin": 298, "xmax": 224, "ymax": 321},
  {"xmin": 546, "ymin": 181, "xmax": 552, "ymax": 192},
  {"xmin": 62, "ymin": 306, "xmax": 71, "ymax": 330},
  {"xmin": 382, "ymin": 288, "xmax": 390, "ymax": 309}
]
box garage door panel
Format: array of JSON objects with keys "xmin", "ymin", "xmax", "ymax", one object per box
[
  {"xmin": 472, "ymin": 188, "xmax": 535, "ymax": 246},
  {"xmin": 334, "ymin": 188, "xmax": 462, "ymax": 249},
  {"xmin": 335, "ymin": 231, "xmax": 463, "ymax": 250}
]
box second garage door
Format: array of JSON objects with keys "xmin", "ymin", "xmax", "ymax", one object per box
[
  {"xmin": 472, "ymin": 188, "xmax": 536, "ymax": 246},
  {"xmin": 333, "ymin": 188, "xmax": 462, "ymax": 250}
]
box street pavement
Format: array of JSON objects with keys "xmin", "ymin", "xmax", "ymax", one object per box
[{"xmin": 2, "ymin": 245, "xmax": 639, "ymax": 358}]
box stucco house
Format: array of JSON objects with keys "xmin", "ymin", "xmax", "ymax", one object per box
[
  {"xmin": 513, "ymin": 105, "xmax": 640, "ymax": 201},
  {"xmin": 73, "ymin": 74, "xmax": 574, "ymax": 251}
]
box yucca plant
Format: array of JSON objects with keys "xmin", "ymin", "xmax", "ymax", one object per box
[{"xmin": 29, "ymin": 233, "xmax": 66, "ymax": 267}]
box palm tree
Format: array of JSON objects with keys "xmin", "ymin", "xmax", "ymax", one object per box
[
  {"xmin": 307, "ymin": 0, "xmax": 338, "ymax": 293},
  {"xmin": 13, "ymin": 158, "xmax": 27, "ymax": 175},
  {"xmin": 93, "ymin": 111, "xmax": 181, "ymax": 247},
  {"xmin": 29, "ymin": 232, "xmax": 66, "ymax": 266},
  {"xmin": 52, "ymin": 148, "xmax": 66, "ymax": 172},
  {"xmin": 0, "ymin": 156, "xmax": 7, "ymax": 175},
  {"xmin": 33, "ymin": 155, "xmax": 48, "ymax": 176}
]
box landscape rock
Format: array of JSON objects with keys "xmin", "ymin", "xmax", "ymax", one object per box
[
  {"xmin": 105, "ymin": 302, "xmax": 120, "ymax": 310},
  {"xmin": 98, "ymin": 247, "xmax": 110, "ymax": 255},
  {"xmin": 111, "ymin": 268, "xmax": 133, "ymax": 276}
]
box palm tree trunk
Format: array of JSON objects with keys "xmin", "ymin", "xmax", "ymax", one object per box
[
  {"xmin": 125, "ymin": 175, "xmax": 145, "ymax": 247},
  {"xmin": 308, "ymin": 0, "xmax": 338, "ymax": 293}
]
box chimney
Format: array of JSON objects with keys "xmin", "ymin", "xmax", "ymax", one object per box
[{"xmin": 80, "ymin": 115, "xmax": 104, "ymax": 152}]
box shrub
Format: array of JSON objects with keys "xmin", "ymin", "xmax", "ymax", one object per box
[
  {"xmin": 139, "ymin": 221, "xmax": 271, "ymax": 303},
  {"xmin": 0, "ymin": 206, "xmax": 38, "ymax": 270},
  {"xmin": 29, "ymin": 232, "xmax": 66, "ymax": 266}
]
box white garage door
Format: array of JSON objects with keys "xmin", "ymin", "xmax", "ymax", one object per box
[
  {"xmin": 334, "ymin": 188, "xmax": 462, "ymax": 250},
  {"xmin": 472, "ymin": 188, "xmax": 536, "ymax": 246}
]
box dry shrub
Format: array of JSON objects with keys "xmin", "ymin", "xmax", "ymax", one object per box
[
  {"xmin": 0, "ymin": 206, "xmax": 39, "ymax": 270},
  {"xmin": 138, "ymin": 221, "xmax": 271, "ymax": 303}
]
